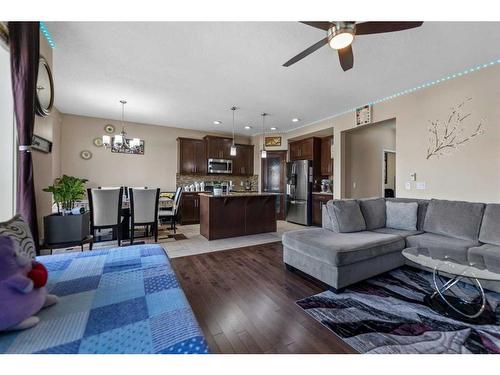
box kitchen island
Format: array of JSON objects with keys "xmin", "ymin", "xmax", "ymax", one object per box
[{"xmin": 199, "ymin": 193, "xmax": 277, "ymax": 240}]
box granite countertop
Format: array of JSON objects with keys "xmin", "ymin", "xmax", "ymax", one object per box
[{"xmin": 199, "ymin": 192, "xmax": 278, "ymax": 198}]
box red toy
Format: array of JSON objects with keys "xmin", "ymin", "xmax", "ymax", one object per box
[{"xmin": 27, "ymin": 262, "xmax": 48, "ymax": 289}]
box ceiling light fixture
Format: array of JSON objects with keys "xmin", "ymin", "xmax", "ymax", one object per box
[
  {"xmin": 261, "ymin": 113, "xmax": 268, "ymax": 159},
  {"xmin": 244, "ymin": 125, "xmax": 252, "ymax": 130},
  {"xmin": 102, "ymin": 100, "xmax": 142, "ymax": 152},
  {"xmin": 328, "ymin": 22, "xmax": 355, "ymax": 50},
  {"xmin": 230, "ymin": 106, "xmax": 237, "ymax": 156},
  {"xmin": 292, "ymin": 118, "xmax": 300, "ymax": 123},
  {"xmin": 270, "ymin": 127, "xmax": 277, "ymax": 131},
  {"xmin": 213, "ymin": 120, "xmax": 222, "ymax": 125}
]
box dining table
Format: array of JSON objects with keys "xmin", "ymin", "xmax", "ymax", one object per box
[{"xmin": 75, "ymin": 197, "xmax": 174, "ymax": 242}]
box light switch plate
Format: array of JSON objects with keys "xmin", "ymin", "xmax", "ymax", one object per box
[
  {"xmin": 405, "ymin": 182, "xmax": 411, "ymax": 190},
  {"xmin": 416, "ymin": 182, "xmax": 426, "ymax": 190}
]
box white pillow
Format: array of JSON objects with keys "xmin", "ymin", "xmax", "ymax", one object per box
[{"xmin": 386, "ymin": 201, "xmax": 418, "ymax": 231}]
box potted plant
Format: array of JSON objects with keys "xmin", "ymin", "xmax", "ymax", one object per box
[{"xmin": 43, "ymin": 175, "xmax": 90, "ymax": 245}]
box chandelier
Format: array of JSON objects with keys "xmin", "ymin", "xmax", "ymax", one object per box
[{"xmin": 102, "ymin": 100, "xmax": 141, "ymax": 152}]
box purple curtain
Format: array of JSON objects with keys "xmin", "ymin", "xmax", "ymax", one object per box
[{"xmin": 9, "ymin": 22, "xmax": 40, "ymax": 251}]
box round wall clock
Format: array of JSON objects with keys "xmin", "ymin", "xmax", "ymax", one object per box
[
  {"xmin": 93, "ymin": 137, "xmax": 103, "ymax": 147},
  {"xmin": 104, "ymin": 124, "xmax": 115, "ymax": 134},
  {"xmin": 80, "ymin": 150, "xmax": 93, "ymax": 160},
  {"xmin": 35, "ymin": 56, "xmax": 54, "ymax": 117}
]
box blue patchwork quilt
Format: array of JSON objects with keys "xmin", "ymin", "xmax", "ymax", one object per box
[{"xmin": 0, "ymin": 245, "xmax": 209, "ymax": 354}]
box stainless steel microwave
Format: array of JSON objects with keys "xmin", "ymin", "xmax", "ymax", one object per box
[{"xmin": 208, "ymin": 158, "xmax": 233, "ymax": 174}]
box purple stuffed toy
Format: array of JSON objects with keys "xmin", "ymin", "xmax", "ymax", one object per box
[{"xmin": 0, "ymin": 235, "xmax": 58, "ymax": 331}]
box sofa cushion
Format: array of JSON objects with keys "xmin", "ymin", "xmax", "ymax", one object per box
[
  {"xmin": 423, "ymin": 199, "xmax": 485, "ymax": 241},
  {"xmin": 358, "ymin": 198, "xmax": 386, "ymax": 230},
  {"xmin": 324, "ymin": 200, "xmax": 366, "ymax": 233},
  {"xmin": 479, "ymin": 204, "xmax": 500, "ymax": 246},
  {"xmin": 372, "ymin": 227, "xmax": 424, "ymax": 238},
  {"xmin": 282, "ymin": 228, "xmax": 404, "ymax": 267},
  {"xmin": 406, "ymin": 232, "xmax": 479, "ymax": 263},
  {"xmin": 0, "ymin": 214, "xmax": 36, "ymax": 259},
  {"xmin": 467, "ymin": 244, "xmax": 500, "ymax": 273},
  {"xmin": 386, "ymin": 201, "xmax": 418, "ymax": 231},
  {"xmin": 386, "ymin": 198, "xmax": 429, "ymax": 231}
]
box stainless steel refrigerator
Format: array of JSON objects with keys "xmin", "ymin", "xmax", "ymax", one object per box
[{"xmin": 286, "ymin": 160, "xmax": 312, "ymax": 225}]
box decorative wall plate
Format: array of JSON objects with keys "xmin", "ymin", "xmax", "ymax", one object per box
[
  {"xmin": 104, "ymin": 124, "xmax": 115, "ymax": 134},
  {"xmin": 80, "ymin": 150, "xmax": 93, "ymax": 160},
  {"xmin": 93, "ymin": 137, "xmax": 103, "ymax": 147}
]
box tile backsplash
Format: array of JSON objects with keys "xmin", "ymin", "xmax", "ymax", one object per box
[{"xmin": 176, "ymin": 174, "xmax": 259, "ymax": 192}]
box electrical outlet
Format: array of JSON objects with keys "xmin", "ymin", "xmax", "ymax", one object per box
[
  {"xmin": 405, "ymin": 182, "xmax": 411, "ymax": 190},
  {"xmin": 416, "ymin": 182, "xmax": 426, "ymax": 190}
]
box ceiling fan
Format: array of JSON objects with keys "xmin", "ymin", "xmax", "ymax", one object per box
[{"xmin": 283, "ymin": 21, "xmax": 423, "ymax": 71}]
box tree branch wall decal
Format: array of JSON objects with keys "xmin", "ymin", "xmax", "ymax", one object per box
[{"xmin": 426, "ymin": 98, "xmax": 485, "ymax": 160}]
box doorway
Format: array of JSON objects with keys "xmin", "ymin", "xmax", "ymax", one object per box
[
  {"xmin": 383, "ymin": 150, "xmax": 396, "ymax": 198},
  {"xmin": 261, "ymin": 151, "xmax": 287, "ymax": 220}
]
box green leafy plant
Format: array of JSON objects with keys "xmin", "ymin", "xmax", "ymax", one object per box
[{"xmin": 43, "ymin": 175, "xmax": 88, "ymax": 214}]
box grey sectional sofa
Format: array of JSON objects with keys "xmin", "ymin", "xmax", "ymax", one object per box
[{"xmin": 282, "ymin": 198, "xmax": 500, "ymax": 293}]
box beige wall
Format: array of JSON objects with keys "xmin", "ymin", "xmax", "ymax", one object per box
[
  {"xmin": 60, "ymin": 114, "xmax": 251, "ymax": 191},
  {"xmin": 253, "ymin": 64, "xmax": 500, "ymax": 203},
  {"xmin": 344, "ymin": 120, "xmax": 396, "ymax": 198},
  {"xmin": 32, "ymin": 35, "xmax": 62, "ymax": 240}
]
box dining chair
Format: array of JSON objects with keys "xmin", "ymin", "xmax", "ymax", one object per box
[
  {"xmin": 87, "ymin": 187, "xmax": 123, "ymax": 246},
  {"xmin": 129, "ymin": 187, "xmax": 160, "ymax": 243},
  {"xmin": 158, "ymin": 187, "xmax": 182, "ymax": 234}
]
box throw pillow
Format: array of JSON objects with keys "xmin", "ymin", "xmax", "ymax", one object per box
[
  {"xmin": 386, "ymin": 201, "xmax": 418, "ymax": 231},
  {"xmin": 324, "ymin": 200, "xmax": 366, "ymax": 233},
  {"xmin": 358, "ymin": 198, "xmax": 386, "ymax": 230},
  {"xmin": 0, "ymin": 215, "xmax": 36, "ymax": 259}
]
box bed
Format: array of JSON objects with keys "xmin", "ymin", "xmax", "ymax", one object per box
[{"xmin": 0, "ymin": 244, "xmax": 209, "ymax": 354}]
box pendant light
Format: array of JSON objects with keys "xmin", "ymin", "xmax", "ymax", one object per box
[
  {"xmin": 261, "ymin": 113, "xmax": 267, "ymax": 158},
  {"xmin": 230, "ymin": 106, "xmax": 237, "ymax": 156}
]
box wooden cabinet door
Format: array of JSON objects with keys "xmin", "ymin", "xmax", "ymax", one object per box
[
  {"xmin": 312, "ymin": 195, "xmax": 331, "ymax": 226},
  {"xmin": 179, "ymin": 193, "xmax": 199, "ymax": 224},
  {"xmin": 222, "ymin": 138, "xmax": 234, "ymax": 159},
  {"xmin": 289, "ymin": 141, "xmax": 302, "ymax": 161},
  {"xmin": 301, "ymin": 138, "xmax": 314, "ymax": 160},
  {"xmin": 321, "ymin": 136, "xmax": 333, "ymax": 176},
  {"xmin": 194, "ymin": 140, "xmax": 207, "ymax": 174},
  {"xmin": 244, "ymin": 145, "xmax": 254, "ymax": 176},
  {"xmin": 178, "ymin": 138, "xmax": 195, "ymax": 174}
]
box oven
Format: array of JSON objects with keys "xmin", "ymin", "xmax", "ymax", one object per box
[{"xmin": 207, "ymin": 158, "xmax": 233, "ymax": 174}]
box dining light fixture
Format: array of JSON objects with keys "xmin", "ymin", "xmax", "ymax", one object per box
[
  {"xmin": 230, "ymin": 106, "xmax": 237, "ymax": 156},
  {"xmin": 102, "ymin": 100, "xmax": 142, "ymax": 153},
  {"xmin": 261, "ymin": 113, "xmax": 267, "ymax": 159}
]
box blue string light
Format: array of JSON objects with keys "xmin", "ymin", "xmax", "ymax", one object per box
[
  {"xmin": 333, "ymin": 58, "xmax": 500, "ymax": 118},
  {"xmin": 40, "ymin": 22, "xmax": 56, "ymax": 49}
]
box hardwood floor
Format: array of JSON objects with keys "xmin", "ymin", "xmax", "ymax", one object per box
[{"xmin": 171, "ymin": 242, "xmax": 356, "ymax": 354}]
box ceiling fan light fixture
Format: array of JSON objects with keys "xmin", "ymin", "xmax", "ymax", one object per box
[{"xmin": 328, "ymin": 23, "xmax": 355, "ymax": 50}]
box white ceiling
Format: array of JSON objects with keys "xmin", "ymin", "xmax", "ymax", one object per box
[{"xmin": 47, "ymin": 22, "xmax": 500, "ymax": 135}]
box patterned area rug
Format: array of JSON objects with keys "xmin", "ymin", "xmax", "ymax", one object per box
[{"xmin": 297, "ymin": 266, "xmax": 500, "ymax": 354}]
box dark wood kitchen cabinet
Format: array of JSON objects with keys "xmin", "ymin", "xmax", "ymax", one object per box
[
  {"xmin": 320, "ymin": 136, "xmax": 333, "ymax": 176},
  {"xmin": 288, "ymin": 137, "xmax": 321, "ymax": 161},
  {"xmin": 177, "ymin": 138, "xmax": 207, "ymax": 175},
  {"xmin": 179, "ymin": 192, "xmax": 201, "ymax": 225},
  {"xmin": 233, "ymin": 144, "xmax": 254, "ymax": 176},
  {"xmin": 204, "ymin": 135, "xmax": 233, "ymax": 159},
  {"xmin": 312, "ymin": 193, "xmax": 332, "ymax": 226}
]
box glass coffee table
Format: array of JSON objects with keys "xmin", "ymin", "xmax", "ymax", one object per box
[{"xmin": 403, "ymin": 247, "xmax": 500, "ymax": 324}]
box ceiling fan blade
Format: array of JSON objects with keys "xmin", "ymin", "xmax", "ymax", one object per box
[
  {"xmin": 338, "ymin": 45, "xmax": 354, "ymax": 71},
  {"xmin": 355, "ymin": 21, "xmax": 423, "ymax": 35},
  {"xmin": 283, "ymin": 37, "xmax": 329, "ymax": 67},
  {"xmin": 300, "ymin": 21, "xmax": 333, "ymax": 31}
]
